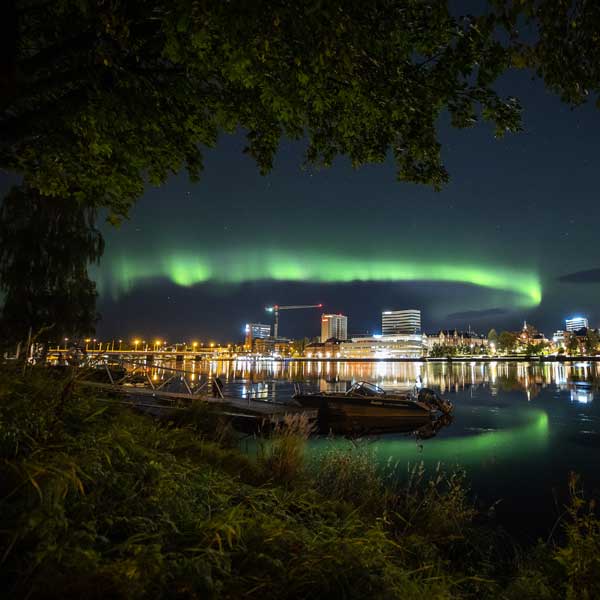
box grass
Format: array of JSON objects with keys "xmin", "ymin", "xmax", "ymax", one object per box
[{"xmin": 1, "ymin": 366, "xmax": 600, "ymax": 598}]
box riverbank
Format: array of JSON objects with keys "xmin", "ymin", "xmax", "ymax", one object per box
[
  {"xmin": 46, "ymin": 350, "xmax": 600, "ymax": 364},
  {"xmin": 278, "ymin": 355, "xmax": 600, "ymax": 363},
  {"xmin": 1, "ymin": 366, "xmax": 599, "ymax": 598}
]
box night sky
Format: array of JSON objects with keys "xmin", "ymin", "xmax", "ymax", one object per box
[
  {"xmin": 4, "ymin": 63, "xmax": 600, "ymax": 343},
  {"xmin": 88, "ymin": 63, "xmax": 600, "ymax": 343}
]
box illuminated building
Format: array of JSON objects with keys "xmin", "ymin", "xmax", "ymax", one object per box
[
  {"xmin": 565, "ymin": 316, "xmax": 588, "ymax": 332},
  {"xmin": 553, "ymin": 330, "xmax": 566, "ymax": 347},
  {"xmin": 254, "ymin": 337, "xmax": 291, "ymax": 356},
  {"xmin": 244, "ymin": 323, "xmax": 271, "ymax": 349},
  {"xmin": 426, "ymin": 329, "xmax": 488, "ymax": 349},
  {"xmin": 382, "ymin": 309, "xmax": 421, "ymax": 335},
  {"xmin": 305, "ymin": 339, "xmax": 344, "ymax": 358},
  {"xmin": 321, "ymin": 313, "xmax": 348, "ymax": 342},
  {"xmin": 339, "ymin": 334, "xmax": 424, "ymax": 358}
]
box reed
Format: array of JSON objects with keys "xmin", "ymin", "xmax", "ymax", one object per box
[{"xmin": 257, "ymin": 412, "xmax": 314, "ymax": 484}]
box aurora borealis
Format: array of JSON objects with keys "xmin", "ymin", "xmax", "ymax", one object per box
[{"xmin": 97, "ymin": 251, "xmax": 542, "ymax": 307}]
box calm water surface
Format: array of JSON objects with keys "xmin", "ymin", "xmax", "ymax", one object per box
[{"xmin": 143, "ymin": 359, "xmax": 600, "ymax": 536}]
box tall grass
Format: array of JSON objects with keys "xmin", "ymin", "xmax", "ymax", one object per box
[
  {"xmin": 312, "ymin": 442, "xmax": 384, "ymax": 511},
  {"xmin": 257, "ymin": 413, "xmax": 314, "ymax": 483}
]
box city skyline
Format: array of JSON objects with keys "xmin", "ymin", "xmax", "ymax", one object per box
[{"xmin": 96, "ymin": 306, "xmax": 593, "ymax": 347}]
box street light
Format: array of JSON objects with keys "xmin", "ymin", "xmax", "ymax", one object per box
[
  {"xmin": 118, "ymin": 339, "xmax": 123, "ymax": 351},
  {"xmin": 64, "ymin": 337, "xmax": 69, "ymax": 350},
  {"xmin": 133, "ymin": 339, "xmax": 140, "ymax": 352}
]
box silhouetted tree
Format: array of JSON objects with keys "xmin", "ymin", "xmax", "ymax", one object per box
[
  {"xmin": 584, "ymin": 330, "xmax": 600, "ymax": 356},
  {"xmin": 565, "ymin": 333, "xmax": 581, "ymax": 357},
  {"xmin": 497, "ymin": 331, "xmax": 518, "ymax": 353},
  {"xmin": 0, "ymin": 185, "xmax": 104, "ymax": 354},
  {"xmin": 0, "ymin": 1, "xmax": 526, "ymax": 220},
  {"xmin": 2, "ymin": 2, "xmax": 600, "ymax": 221}
]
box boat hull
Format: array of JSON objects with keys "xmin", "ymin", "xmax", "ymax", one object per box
[{"xmin": 293, "ymin": 394, "xmax": 433, "ymax": 418}]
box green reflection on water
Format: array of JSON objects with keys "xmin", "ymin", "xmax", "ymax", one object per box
[{"xmin": 306, "ymin": 409, "xmax": 549, "ymax": 469}]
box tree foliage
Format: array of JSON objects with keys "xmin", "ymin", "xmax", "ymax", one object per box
[
  {"xmin": 584, "ymin": 330, "xmax": 600, "ymax": 355},
  {"xmin": 1, "ymin": 0, "xmax": 526, "ymax": 220},
  {"xmin": 497, "ymin": 330, "xmax": 518, "ymax": 353},
  {"xmin": 2, "ymin": 2, "xmax": 600, "ymax": 220},
  {"xmin": 496, "ymin": 0, "xmax": 600, "ymax": 107},
  {"xmin": 0, "ymin": 185, "xmax": 103, "ymax": 349}
]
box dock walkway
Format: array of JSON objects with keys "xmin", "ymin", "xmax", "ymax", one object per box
[{"xmin": 78, "ymin": 380, "xmax": 316, "ymax": 421}]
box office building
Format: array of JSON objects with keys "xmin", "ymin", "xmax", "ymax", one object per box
[
  {"xmin": 339, "ymin": 334, "xmax": 424, "ymax": 359},
  {"xmin": 321, "ymin": 313, "xmax": 348, "ymax": 342},
  {"xmin": 565, "ymin": 316, "xmax": 588, "ymax": 332},
  {"xmin": 244, "ymin": 323, "xmax": 271, "ymax": 349},
  {"xmin": 382, "ymin": 309, "xmax": 421, "ymax": 335}
]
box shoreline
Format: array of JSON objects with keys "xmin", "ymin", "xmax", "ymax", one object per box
[{"xmin": 229, "ymin": 355, "xmax": 600, "ymax": 363}]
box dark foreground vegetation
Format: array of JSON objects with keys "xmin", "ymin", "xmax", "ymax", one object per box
[{"xmin": 1, "ymin": 368, "xmax": 599, "ymax": 599}]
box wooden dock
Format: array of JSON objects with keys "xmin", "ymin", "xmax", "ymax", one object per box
[{"xmin": 78, "ymin": 380, "xmax": 317, "ymax": 422}]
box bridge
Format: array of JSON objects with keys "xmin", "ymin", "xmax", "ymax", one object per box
[{"xmin": 49, "ymin": 348, "xmax": 234, "ymax": 360}]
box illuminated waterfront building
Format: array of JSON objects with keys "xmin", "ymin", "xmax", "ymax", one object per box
[
  {"xmin": 382, "ymin": 309, "xmax": 421, "ymax": 335},
  {"xmin": 321, "ymin": 313, "xmax": 348, "ymax": 342},
  {"xmin": 305, "ymin": 338, "xmax": 345, "ymax": 358},
  {"xmin": 425, "ymin": 329, "xmax": 488, "ymax": 350},
  {"xmin": 339, "ymin": 334, "xmax": 424, "ymax": 359},
  {"xmin": 565, "ymin": 316, "xmax": 588, "ymax": 332},
  {"xmin": 254, "ymin": 337, "xmax": 291, "ymax": 356},
  {"xmin": 244, "ymin": 323, "xmax": 271, "ymax": 349}
]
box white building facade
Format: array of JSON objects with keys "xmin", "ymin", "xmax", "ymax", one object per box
[
  {"xmin": 565, "ymin": 317, "xmax": 588, "ymax": 332},
  {"xmin": 382, "ymin": 309, "xmax": 421, "ymax": 335},
  {"xmin": 339, "ymin": 334, "xmax": 424, "ymax": 359}
]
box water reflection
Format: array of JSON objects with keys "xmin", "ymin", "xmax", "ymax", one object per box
[{"xmin": 119, "ymin": 358, "xmax": 600, "ymax": 402}]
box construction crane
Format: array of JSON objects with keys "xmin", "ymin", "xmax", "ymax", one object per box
[{"xmin": 265, "ymin": 304, "xmax": 323, "ymax": 339}]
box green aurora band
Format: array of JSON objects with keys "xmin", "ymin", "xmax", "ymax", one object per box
[{"xmin": 96, "ymin": 251, "xmax": 542, "ymax": 307}]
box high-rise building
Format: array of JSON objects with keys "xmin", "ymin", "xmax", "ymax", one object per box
[
  {"xmin": 321, "ymin": 313, "xmax": 348, "ymax": 342},
  {"xmin": 565, "ymin": 316, "xmax": 588, "ymax": 332},
  {"xmin": 244, "ymin": 323, "xmax": 271, "ymax": 349},
  {"xmin": 382, "ymin": 309, "xmax": 421, "ymax": 335}
]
